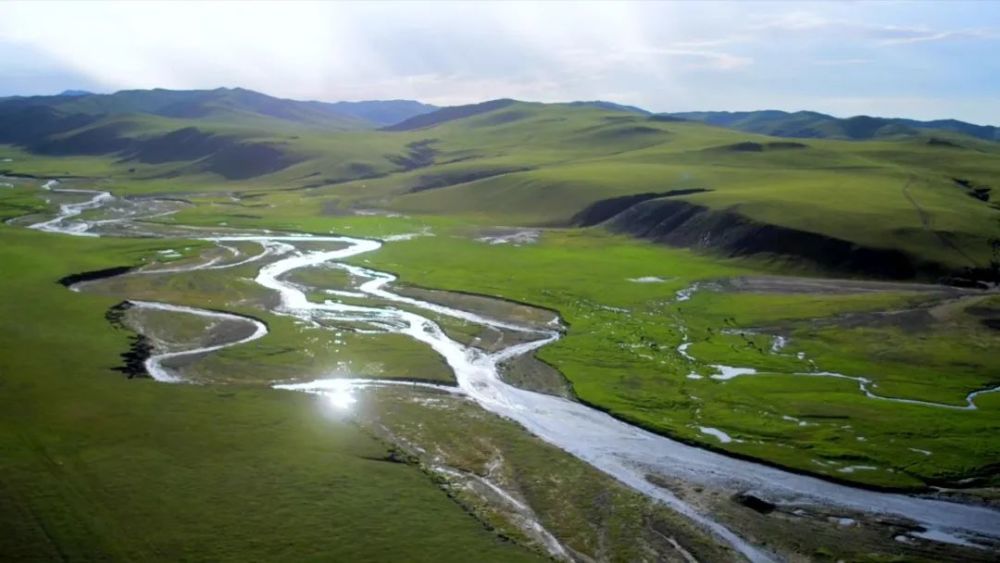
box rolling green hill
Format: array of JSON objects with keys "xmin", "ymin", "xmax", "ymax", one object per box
[
  {"xmin": 0, "ymin": 88, "xmax": 440, "ymax": 181},
  {"xmin": 1, "ymin": 88, "xmax": 376, "ymax": 130},
  {"xmin": 0, "ymin": 88, "xmax": 436, "ymax": 131},
  {"xmin": 328, "ymin": 100, "xmax": 1000, "ymax": 282},
  {"xmin": 2, "ymin": 92, "xmax": 998, "ymax": 283},
  {"xmin": 0, "ymin": 89, "xmax": 435, "ymax": 182},
  {"xmin": 669, "ymin": 109, "xmax": 1000, "ymax": 142}
]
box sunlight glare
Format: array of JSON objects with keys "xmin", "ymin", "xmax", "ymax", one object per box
[{"xmin": 323, "ymin": 379, "xmax": 357, "ymax": 411}]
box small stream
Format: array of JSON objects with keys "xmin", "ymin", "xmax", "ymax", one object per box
[
  {"xmin": 672, "ymin": 283, "xmax": 1000, "ymax": 411},
  {"xmin": 24, "ymin": 184, "xmax": 1000, "ymax": 561}
]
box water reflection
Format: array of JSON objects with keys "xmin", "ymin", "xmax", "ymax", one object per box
[
  {"xmin": 274, "ymin": 378, "xmax": 360, "ymax": 412},
  {"xmin": 322, "ymin": 379, "xmax": 357, "ymax": 410}
]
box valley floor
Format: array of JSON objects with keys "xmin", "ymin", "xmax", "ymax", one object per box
[{"xmin": 1, "ymin": 171, "xmax": 998, "ymax": 561}]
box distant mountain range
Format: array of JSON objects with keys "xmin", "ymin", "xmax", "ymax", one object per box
[
  {"xmin": 327, "ymin": 99, "xmax": 439, "ymax": 127},
  {"xmin": 2, "ymin": 87, "xmax": 995, "ymax": 141},
  {"xmin": 665, "ymin": 110, "xmax": 1000, "ymax": 142},
  {"xmin": 0, "ymin": 87, "xmax": 438, "ymax": 132}
]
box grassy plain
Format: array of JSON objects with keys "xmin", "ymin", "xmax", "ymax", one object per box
[
  {"xmin": 360, "ymin": 231, "xmax": 1000, "ymax": 490},
  {"xmin": 1, "ymin": 94, "xmax": 998, "ymax": 556},
  {"xmin": 8, "ymin": 161, "xmax": 998, "ymax": 490},
  {"xmin": 0, "ymin": 225, "xmax": 543, "ymax": 562}
]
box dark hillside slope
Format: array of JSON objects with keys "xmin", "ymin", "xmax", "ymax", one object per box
[
  {"xmin": 601, "ymin": 197, "xmax": 939, "ymax": 280},
  {"xmin": 0, "ymin": 88, "xmax": 374, "ymax": 131},
  {"xmin": 0, "ymin": 88, "xmax": 394, "ymax": 180},
  {"xmin": 29, "ymin": 121, "xmax": 305, "ymax": 180},
  {"xmin": 0, "ymin": 105, "xmax": 100, "ymax": 146}
]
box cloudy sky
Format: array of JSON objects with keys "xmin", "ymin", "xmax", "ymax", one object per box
[{"xmin": 1, "ymin": 1, "xmax": 997, "ymax": 123}]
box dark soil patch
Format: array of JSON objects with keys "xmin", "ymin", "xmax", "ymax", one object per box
[
  {"xmin": 965, "ymin": 304, "xmax": 1000, "ymax": 317},
  {"xmin": 598, "ymin": 125, "xmax": 663, "ymax": 137},
  {"xmin": 717, "ymin": 275, "xmax": 962, "ymax": 295},
  {"xmin": 734, "ymin": 493, "xmax": 776, "ymax": 514},
  {"xmin": 321, "ymin": 199, "xmax": 352, "ymax": 216},
  {"xmin": 105, "ymin": 302, "xmax": 150, "ymax": 378},
  {"xmin": 361, "ymin": 448, "xmax": 413, "ymax": 464},
  {"xmin": 766, "ymin": 141, "xmax": 808, "ymax": 149},
  {"xmin": 951, "ymin": 177, "xmax": 992, "ymax": 202},
  {"xmin": 708, "ymin": 141, "xmax": 807, "ymax": 152},
  {"xmin": 928, "ymin": 137, "xmax": 963, "ymax": 148},
  {"xmin": 714, "ymin": 142, "xmax": 765, "ymax": 152},
  {"xmin": 112, "ymin": 334, "xmax": 152, "ymax": 379},
  {"xmin": 57, "ymin": 266, "xmax": 132, "ymax": 287},
  {"xmin": 499, "ymin": 353, "xmax": 575, "ymax": 399},
  {"xmin": 648, "ymin": 114, "xmax": 688, "ymax": 123}
]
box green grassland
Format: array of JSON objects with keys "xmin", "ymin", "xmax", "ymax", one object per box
[
  {"xmin": 73, "ymin": 244, "xmax": 457, "ymax": 386},
  {"xmin": 0, "ymin": 226, "xmax": 544, "ymax": 562},
  {"xmin": 6, "ymin": 121, "xmax": 999, "ymax": 490},
  {"xmin": 353, "ymin": 388, "xmax": 739, "ymax": 562},
  {"xmin": 2, "ymin": 93, "xmax": 999, "ymax": 558},
  {"xmin": 360, "ymin": 231, "xmax": 1000, "ymax": 490}
]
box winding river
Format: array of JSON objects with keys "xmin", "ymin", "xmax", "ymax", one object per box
[{"xmin": 25, "ymin": 184, "xmax": 1000, "ymax": 561}]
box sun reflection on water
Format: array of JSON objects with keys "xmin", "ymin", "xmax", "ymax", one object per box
[{"xmin": 322, "ymin": 379, "xmax": 357, "ymax": 410}]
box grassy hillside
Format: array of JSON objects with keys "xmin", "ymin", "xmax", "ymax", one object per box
[
  {"xmin": 1, "ymin": 88, "xmax": 375, "ymax": 130},
  {"xmin": 0, "ymin": 89, "xmax": 441, "ymax": 184},
  {"xmin": 3, "ymin": 95, "xmax": 998, "ymax": 282},
  {"xmin": 318, "ymin": 102, "xmax": 1000, "ymax": 281},
  {"xmin": 670, "ymin": 109, "xmax": 1000, "ymax": 142}
]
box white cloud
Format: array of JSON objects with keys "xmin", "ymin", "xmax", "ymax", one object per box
[
  {"xmin": 877, "ymin": 28, "xmax": 999, "ymax": 46},
  {"xmin": 754, "ymin": 10, "xmax": 999, "ymax": 47},
  {"xmin": 813, "ymin": 58, "xmax": 872, "ymax": 66},
  {"xmin": 0, "ymin": 1, "xmax": 995, "ymax": 124}
]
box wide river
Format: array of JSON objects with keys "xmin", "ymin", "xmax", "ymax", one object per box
[{"xmin": 24, "ymin": 183, "xmax": 1000, "ymax": 561}]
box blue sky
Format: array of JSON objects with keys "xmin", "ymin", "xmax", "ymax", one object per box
[{"xmin": 1, "ymin": 1, "xmax": 997, "ymax": 124}]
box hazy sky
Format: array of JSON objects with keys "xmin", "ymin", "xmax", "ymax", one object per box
[{"xmin": 2, "ymin": 1, "xmax": 997, "ymax": 123}]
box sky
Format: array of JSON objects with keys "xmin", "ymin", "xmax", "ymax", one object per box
[{"xmin": 1, "ymin": 1, "xmax": 998, "ymax": 124}]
